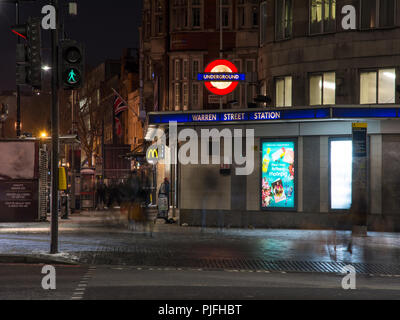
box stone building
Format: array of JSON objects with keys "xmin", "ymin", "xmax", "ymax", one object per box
[
  {"xmin": 145, "ymin": 0, "xmax": 400, "ymax": 231},
  {"xmin": 141, "ymin": 0, "xmax": 260, "ymax": 113}
]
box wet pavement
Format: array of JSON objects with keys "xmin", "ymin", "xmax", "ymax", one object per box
[{"xmin": 0, "ymin": 210, "xmax": 400, "ymax": 274}]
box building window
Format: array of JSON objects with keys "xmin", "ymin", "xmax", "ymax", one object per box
[
  {"xmin": 276, "ymin": 0, "xmax": 293, "ymax": 40},
  {"xmin": 218, "ymin": 0, "xmax": 231, "ymax": 29},
  {"xmin": 192, "ymin": 59, "xmax": 200, "ymax": 80},
  {"xmin": 154, "ymin": 0, "xmax": 164, "ymax": 35},
  {"xmin": 174, "ymin": 83, "xmax": 181, "ymax": 110},
  {"xmin": 310, "ymin": 0, "xmax": 336, "ymax": 35},
  {"xmin": 230, "ymin": 59, "xmax": 242, "ymax": 106},
  {"xmin": 144, "ymin": 11, "xmax": 151, "ymax": 38},
  {"xmin": 260, "ymin": 2, "xmax": 267, "ymax": 45},
  {"xmin": 275, "ymin": 76, "xmax": 292, "ymax": 107},
  {"xmin": 360, "ymin": 69, "xmax": 396, "ymax": 104},
  {"xmin": 238, "ymin": 0, "xmax": 246, "ymax": 28},
  {"xmin": 309, "ymin": 72, "xmax": 336, "ymax": 105},
  {"xmin": 183, "ymin": 60, "xmax": 189, "ymax": 80},
  {"xmin": 183, "ymin": 83, "xmax": 189, "ymax": 110},
  {"xmin": 175, "ymin": 60, "xmax": 181, "ymax": 80},
  {"xmin": 192, "ymin": 83, "xmax": 199, "ymax": 108},
  {"xmin": 172, "ymin": 0, "xmax": 189, "ymax": 30},
  {"xmin": 246, "ymin": 60, "xmax": 256, "ymax": 105},
  {"xmin": 191, "ymin": 0, "xmax": 201, "ymax": 28},
  {"xmin": 361, "ymin": 0, "xmax": 395, "ymax": 29},
  {"xmin": 252, "ymin": 4, "xmax": 259, "ymax": 26}
]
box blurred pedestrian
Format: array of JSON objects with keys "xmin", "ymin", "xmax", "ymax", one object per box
[
  {"xmin": 157, "ymin": 178, "xmax": 170, "ymax": 223},
  {"xmin": 96, "ymin": 181, "xmax": 106, "ymax": 211}
]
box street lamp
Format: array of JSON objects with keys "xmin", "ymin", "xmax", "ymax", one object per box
[{"xmin": 42, "ymin": 65, "xmax": 52, "ymax": 71}]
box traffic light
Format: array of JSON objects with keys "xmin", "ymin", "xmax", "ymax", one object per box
[
  {"xmin": 26, "ymin": 17, "xmax": 42, "ymax": 89},
  {"xmin": 12, "ymin": 17, "xmax": 42, "ymax": 89},
  {"xmin": 59, "ymin": 40, "xmax": 85, "ymax": 89}
]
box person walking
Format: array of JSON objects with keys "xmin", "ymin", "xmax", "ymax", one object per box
[
  {"xmin": 96, "ymin": 181, "xmax": 106, "ymax": 211},
  {"xmin": 157, "ymin": 178, "xmax": 171, "ymax": 223}
]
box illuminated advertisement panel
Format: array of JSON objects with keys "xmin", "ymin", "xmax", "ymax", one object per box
[
  {"xmin": 330, "ymin": 140, "xmax": 353, "ymax": 210},
  {"xmin": 261, "ymin": 141, "xmax": 296, "ymax": 210}
]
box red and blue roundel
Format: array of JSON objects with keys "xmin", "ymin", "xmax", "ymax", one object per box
[{"xmin": 198, "ymin": 60, "xmax": 246, "ymax": 96}]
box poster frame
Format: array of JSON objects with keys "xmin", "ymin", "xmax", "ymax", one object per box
[
  {"xmin": 260, "ymin": 138, "xmax": 298, "ymax": 212},
  {"xmin": 328, "ymin": 135, "xmax": 370, "ymax": 213}
]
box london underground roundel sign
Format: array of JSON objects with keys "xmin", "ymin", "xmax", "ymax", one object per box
[{"xmin": 198, "ymin": 59, "xmax": 246, "ymax": 96}]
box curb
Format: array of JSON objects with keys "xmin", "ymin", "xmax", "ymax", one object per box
[{"xmin": 0, "ymin": 254, "xmax": 79, "ymax": 265}]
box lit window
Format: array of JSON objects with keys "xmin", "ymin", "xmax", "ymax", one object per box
[
  {"xmin": 310, "ymin": 0, "xmax": 336, "ymax": 34},
  {"xmin": 360, "ymin": 69, "xmax": 396, "ymax": 104},
  {"xmin": 309, "ymin": 72, "xmax": 336, "ymax": 105},
  {"xmin": 276, "ymin": 76, "xmax": 292, "ymax": 107}
]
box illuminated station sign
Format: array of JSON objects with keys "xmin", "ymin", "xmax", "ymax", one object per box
[{"xmin": 197, "ymin": 59, "xmax": 246, "ymax": 96}]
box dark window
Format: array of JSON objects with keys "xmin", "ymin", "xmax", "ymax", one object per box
[
  {"xmin": 276, "ymin": 0, "xmax": 293, "ymax": 40},
  {"xmin": 361, "ymin": 0, "xmax": 395, "ymax": 29},
  {"xmin": 252, "ymin": 6, "xmax": 259, "ymax": 26}
]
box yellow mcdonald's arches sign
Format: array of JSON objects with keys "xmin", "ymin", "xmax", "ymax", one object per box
[
  {"xmin": 58, "ymin": 167, "xmax": 67, "ymax": 191},
  {"xmin": 148, "ymin": 148, "xmax": 159, "ymax": 159},
  {"xmin": 146, "ymin": 145, "xmax": 165, "ymax": 163}
]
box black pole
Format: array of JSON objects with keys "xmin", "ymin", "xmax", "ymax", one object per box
[
  {"xmin": 102, "ymin": 118, "xmax": 105, "ymax": 182},
  {"xmin": 50, "ymin": 0, "xmax": 59, "ymax": 254},
  {"xmin": 16, "ymin": 1, "xmax": 21, "ymax": 137}
]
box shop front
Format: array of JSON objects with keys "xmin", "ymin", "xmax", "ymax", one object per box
[{"xmin": 147, "ymin": 106, "xmax": 400, "ymax": 231}]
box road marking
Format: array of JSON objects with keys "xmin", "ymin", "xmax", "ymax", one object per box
[{"xmin": 71, "ymin": 266, "xmax": 96, "ymax": 300}]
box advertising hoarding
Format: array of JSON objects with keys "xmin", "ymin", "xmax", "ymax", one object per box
[
  {"xmin": 0, "ymin": 141, "xmax": 39, "ymax": 222},
  {"xmin": 261, "ymin": 141, "xmax": 296, "ymax": 210}
]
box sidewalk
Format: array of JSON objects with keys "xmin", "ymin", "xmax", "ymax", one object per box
[
  {"xmin": 0, "ymin": 210, "xmax": 400, "ymax": 274},
  {"xmin": 0, "ymin": 209, "xmax": 128, "ymax": 233}
]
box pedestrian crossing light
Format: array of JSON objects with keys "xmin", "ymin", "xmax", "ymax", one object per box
[
  {"xmin": 59, "ymin": 40, "xmax": 85, "ymax": 89},
  {"xmin": 65, "ymin": 68, "xmax": 80, "ymax": 85}
]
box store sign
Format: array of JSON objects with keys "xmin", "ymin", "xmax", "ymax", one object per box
[
  {"xmin": 261, "ymin": 141, "xmax": 296, "ymax": 209},
  {"xmin": 198, "ymin": 60, "xmax": 246, "ymax": 96},
  {"xmin": 146, "ymin": 145, "xmax": 165, "ymax": 164},
  {"xmin": 149, "ymin": 107, "xmax": 400, "ymax": 125}
]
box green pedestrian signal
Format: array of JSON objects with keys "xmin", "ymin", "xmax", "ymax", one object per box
[
  {"xmin": 67, "ymin": 69, "xmax": 78, "ymax": 84},
  {"xmin": 59, "ymin": 40, "xmax": 85, "ymax": 89},
  {"xmin": 64, "ymin": 68, "xmax": 80, "ymax": 86}
]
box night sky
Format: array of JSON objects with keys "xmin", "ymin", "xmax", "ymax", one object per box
[{"xmin": 0, "ymin": 0, "xmax": 142, "ymax": 91}]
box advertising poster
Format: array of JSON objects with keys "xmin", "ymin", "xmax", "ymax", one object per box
[
  {"xmin": 261, "ymin": 141, "xmax": 295, "ymax": 209},
  {"xmin": 0, "ymin": 142, "xmax": 36, "ymax": 180}
]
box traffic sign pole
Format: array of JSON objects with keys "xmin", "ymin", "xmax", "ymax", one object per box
[
  {"xmin": 16, "ymin": 1, "xmax": 21, "ymax": 137},
  {"xmin": 50, "ymin": 0, "xmax": 59, "ymax": 254}
]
